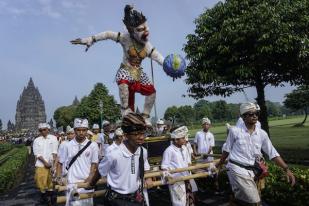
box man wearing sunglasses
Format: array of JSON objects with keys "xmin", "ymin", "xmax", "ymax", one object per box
[
  {"xmin": 94, "ymin": 113, "xmax": 152, "ymax": 206},
  {"xmin": 33, "ymin": 123, "xmax": 59, "ymax": 205},
  {"xmin": 236, "ymin": 103, "xmax": 262, "ymax": 129},
  {"xmin": 216, "ymin": 102, "xmax": 295, "ymax": 206}
]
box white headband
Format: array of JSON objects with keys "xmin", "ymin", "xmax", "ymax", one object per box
[
  {"xmin": 171, "ymin": 126, "xmax": 189, "ymax": 139},
  {"xmin": 74, "ymin": 118, "xmax": 89, "ymax": 128}
]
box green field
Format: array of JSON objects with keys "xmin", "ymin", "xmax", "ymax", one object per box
[{"xmin": 189, "ymin": 116, "xmax": 309, "ymax": 150}]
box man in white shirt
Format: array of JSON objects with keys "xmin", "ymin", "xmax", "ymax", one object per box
[
  {"xmin": 193, "ymin": 117, "xmax": 215, "ymax": 161},
  {"xmin": 33, "ymin": 123, "xmax": 59, "ymax": 204},
  {"xmin": 216, "ymin": 102, "xmax": 295, "ymax": 205},
  {"xmin": 57, "ymin": 127, "xmax": 75, "ymax": 177},
  {"xmin": 56, "ymin": 118, "xmax": 99, "ymax": 206},
  {"xmin": 105, "ymin": 128, "xmax": 124, "ymax": 155},
  {"xmin": 91, "ymin": 124, "xmax": 100, "ymax": 142},
  {"xmin": 97, "ymin": 120, "xmax": 114, "ymax": 159},
  {"xmin": 91, "ymin": 113, "xmax": 152, "ymax": 206},
  {"xmin": 161, "ymin": 126, "xmax": 194, "ymax": 206},
  {"xmin": 154, "ymin": 119, "xmax": 167, "ymax": 136}
]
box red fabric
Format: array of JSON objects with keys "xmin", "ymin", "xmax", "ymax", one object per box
[{"xmin": 117, "ymin": 80, "xmax": 156, "ymax": 112}]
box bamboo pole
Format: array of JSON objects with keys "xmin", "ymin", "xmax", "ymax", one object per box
[
  {"xmin": 144, "ymin": 136, "xmax": 169, "ymax": 142},
  {"xmin": 55, "ymin": 178, "xmax": 107, "ymax": 192},
  {"xmin": 57, "ymin": 171, "xmax": 213, "ymax": 203},
  {"xmin": 145, "ymin": 159, "xmax": 219, "ymax": 178},
  {"xmin": 56, "ymin": 189, "xmax": 106, "ymax": 204},
  {"xmin": 55, "ymin": 160, "xmax": 219, "ymax": 191}
]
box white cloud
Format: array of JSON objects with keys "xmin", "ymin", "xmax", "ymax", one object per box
[{"xmin": 0, "ymin": 0, "xmax": 86, "ymax": 19}]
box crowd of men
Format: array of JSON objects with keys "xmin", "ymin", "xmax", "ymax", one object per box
[{"xmin": 30, "ymin": 102, "xmax": 295, "ymax": 206}]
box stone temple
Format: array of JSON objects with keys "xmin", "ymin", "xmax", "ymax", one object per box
[{"xmin": 15, "ymin": 78, "xmax": 46, "ymax": 131}]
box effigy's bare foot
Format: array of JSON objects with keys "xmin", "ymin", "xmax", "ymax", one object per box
[
  {"xmin": 121, "ymin": 107, "xmax": 133, "ymax": 116},
  {"xmin": 142, "ymin": 113, "xmax": 152, "ymax": 127}
]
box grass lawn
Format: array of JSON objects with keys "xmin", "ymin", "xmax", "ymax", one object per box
[{"xmin": 189, "ymin": 116, "xmax": 309, "ymax": 150}]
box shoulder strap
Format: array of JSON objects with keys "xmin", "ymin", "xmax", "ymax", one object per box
[
  {"xmin": 66, "ymin": 141, "xmax": 92, "ymax": 171},
  {"xmin": 139, "ymin": 146, "xmax": 145, "ymax": 191}
]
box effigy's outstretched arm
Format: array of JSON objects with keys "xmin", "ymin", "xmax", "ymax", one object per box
[{"xmin": 70, "ymin": 31, "xmax": 121, "ymax": 52}]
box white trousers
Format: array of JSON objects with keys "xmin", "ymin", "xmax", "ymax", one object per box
[
  {"xmin": 168, "ymin": 181, "xmax": 186, "ymax": 206},
  {"xmin": 227, "ymin": 170, "xmax": 260, "ymax": 203}
]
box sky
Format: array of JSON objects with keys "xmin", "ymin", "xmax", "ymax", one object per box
[{"xmin": 0, "ymin": 0, "xmax": 295, "ymax": 127}]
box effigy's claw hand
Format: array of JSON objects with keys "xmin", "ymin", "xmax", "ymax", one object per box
[
  {"xmin": 70, "ymin": 38, "xmax": 83, "ymax": 45},
  {"xmin": 85, "ymin": 45, "xmax": 90, "ymax": 52}
]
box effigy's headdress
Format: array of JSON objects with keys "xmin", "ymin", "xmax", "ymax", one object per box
[{"xmin": 123, "ymin": 5, "xmax": 147, "ymax": 30}]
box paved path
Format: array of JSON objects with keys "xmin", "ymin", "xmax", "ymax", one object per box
[{"xmin": 0, "ymin": 156, "xmax": 229, "ymax": 206}]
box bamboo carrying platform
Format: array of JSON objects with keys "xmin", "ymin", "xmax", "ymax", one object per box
[{"xmin": 56, "ymin": 159, "xmax": 220, "ymax": 204}]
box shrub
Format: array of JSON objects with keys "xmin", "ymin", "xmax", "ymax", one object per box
[
  {"xmin": 0, "ymin": 146, "xmax": 28, "ymax": 193},
  {"xmin": 262, "ymin": 164, "xmax": 309, "ymax": 206},
  {"xmin": 0, "ymin": 143, "xmax": 13, "ymax": 156}
]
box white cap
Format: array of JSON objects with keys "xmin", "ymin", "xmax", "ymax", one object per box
[
  {"xmin": 38, "ymin": 123, "xmax": 50, "ymax": 130},
  {"xmin": 66, "ymin": 125, "xmax": 72, "ymax": 132},
  {"xmin": 202, "ymin": 117, "xmax": 211, "ymax": 125},
  {"xmin": 102, "ymin": 120, "xmax": 110, "ymax": 127},
  {"xmin": 156, "ymin": 119, "xmax": 164, "ymax": 125},
  {"xmin": 67, "ymin": 127, "xmax": 74, "ymax": 133},
  {"xmin": 240, "ymin": 102, "xmax": 256, "ymax": 115},
  {"xmin": 115, "ymin": 128, "xmax": 124, "ymax": 136},
  {"xmin": 171, "ymin": 126, "xmax": 189, "ymax": 139},
  {"xmin": 92, "ymin": 124, "xmax": 99, "ymax": 129},
  {"xmin": 74, "ymin": 118, "xmax": 89, "ymax": 128},
  {"xmin": 59, "ymin": 131, "xmax": 65, "ymax": 135}
]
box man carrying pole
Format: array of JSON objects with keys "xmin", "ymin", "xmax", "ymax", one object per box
[
  {"xmin": 56, "ymin": 118, "xmax": 99, "ymax": 206},
  {"xmin": 216, "ymin": 102, "xmax": 295, "ymax": 206},
  {"xmin": 161, "ymin": 126, "xmax": 195, "ymax": 206},
  {"xmin": 91, "ymin": 113, "xmax": 153, "ymax": 206}
]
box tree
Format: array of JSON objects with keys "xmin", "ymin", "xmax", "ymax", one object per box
[
  {"xmin": 0, "ymin": 119, "xmax": 2, "ymax": 131},
  {"xmin": 177, "ymin": 105, "xmax": 195, "ymax": 125},
  {"xmin": 54, "ymin": 83, "xmax": 121, "ymax": 128},
  {"xmin": 74, "ymin": 83, "xmax": 121, "ymax": 126},
  {"xmin": 164, "ymin": 106, "xmax": 179, "ymax": 120},
  {"xmin": 284, "ymin": 85, "xmax": 309, "ymax": 125},
  {"xmin": 184, "ymin": 0, "xmax": 309, "ymax": 134},
  {"xmin": 194, "ymin": 100, "xmax": 213, "ymax": 120},
  {"xmin": 54, "ymin": 105, "xmax": 77, "ymax": 128},
  {"xmin": 211, "ymin": 100, "xmax": 229, "ymax": 121}
]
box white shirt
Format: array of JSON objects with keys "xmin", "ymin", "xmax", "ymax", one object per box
[
  {"xmin": 59, "ymin": 138, "xmax": 99, "ymax": 184},
  {"xmin": 105, "ymin": 142, "xmax": 120, "ymax": 155},
  {"xmin": 57, "ymin": 140, "xmax": 70, "ymax": 175},
  {"xmin": 33, "ymin": 134, "xmax": 58, "ymax": 167},
  {"xmin": 223, "ymin": 125, "xmax": 279, "ymax": 176},
  {"xmin": 194, "ymin": 130, "xmax": 215, "ymax": 154},
  {"xmin": 236, "ymin": 117, "xmax": 261, "ymax": 129},
  {"xmin": 161, "ymin": 144, "xmax": 190, "ymax": 178},
  {"xmin": 184, "ymin": 142, "xmax": 194, "ymax": 164},
  {"xmin": 98, "ymin": 143, "xmax": 150, "ymax": 194},
  {"xmin": 97, "ymin": 133, "xmax": 113, "ymax": 155}
]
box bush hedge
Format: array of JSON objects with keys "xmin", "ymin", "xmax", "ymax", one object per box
[
  {"xmin": 0, "ymin": 146, "xmax": 28, "ymax": 193},
  {"xmin": 0, "ymin": 143, "xmax": 13, "ymax": 156},
  {"xmin": 262, "ymin": 164, "xmax": 309, "ymax": 206},
  {"xmin": 197, "ymin": 163, "xmax": 309, "ymax": 206}
]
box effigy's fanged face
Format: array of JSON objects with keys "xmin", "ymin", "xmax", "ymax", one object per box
[{"xmin": 132, "ymin": 22, "xmax": 149, "ymax": 44}]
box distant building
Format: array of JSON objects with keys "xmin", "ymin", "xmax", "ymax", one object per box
[{"xmin": 15, "ymin": 78, "xmax": 46, "ymax": 131}]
